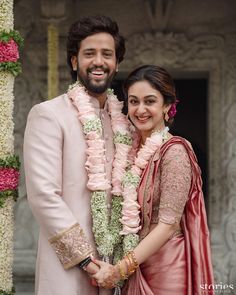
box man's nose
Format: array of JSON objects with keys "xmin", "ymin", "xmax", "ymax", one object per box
[{"xmin": 93, "ymin": 53, "xmax": 104, "ymax": 66}]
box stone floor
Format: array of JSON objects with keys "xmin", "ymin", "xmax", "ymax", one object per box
[{"xmin": 14, "ymin": 275, "xmax": 34, "ymax": 295}]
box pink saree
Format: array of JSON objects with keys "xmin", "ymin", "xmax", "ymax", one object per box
[{"xmin": 122, "ymin": 137, "xmax": 214, "ymax": 295}]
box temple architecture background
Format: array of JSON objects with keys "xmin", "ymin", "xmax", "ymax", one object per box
[{"xmin": 13, "ymin": 0, "xmax": 236, "ymax": 294}]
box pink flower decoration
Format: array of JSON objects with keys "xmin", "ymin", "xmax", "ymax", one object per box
[
  {"xmin": 168, "ymin": 100, "xmax": 179, "ymax": 118},
  {"xmin": 0, "ymin": 39, "xmax": 19, "ymax": 62},
  {"xmin": 0, "ymin": 168, "xmax": 20, "ymax": 191}
]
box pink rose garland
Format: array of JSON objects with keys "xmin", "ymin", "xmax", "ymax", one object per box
[
  {"xmin": 0, "ymin": 39, "xmax": 19, "ymax": 62},
  {"xmin": 0, "ymin": 168, "xmax": 19, "ymax": 191}
]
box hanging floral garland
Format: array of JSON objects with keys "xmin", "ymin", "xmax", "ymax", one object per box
[
  {"xmin": 0, "ymin": 30, "xmax": 23, "ymax": 76},
  {"xmin": 0, "ymin": 0, "xmax": 23, "ymax": 294},
  {"xmin": 68, "ymin": 82, "xmax": 132, "ymax": 259}
]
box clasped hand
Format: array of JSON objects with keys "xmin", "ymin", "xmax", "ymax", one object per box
[{"xmin": 87, "ymin": 258, "xmax": 120, "ymax": 289}]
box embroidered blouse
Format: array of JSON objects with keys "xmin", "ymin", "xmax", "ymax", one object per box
[{"xmin": 151, "ymin": 143, "xmax": 192, "ymax": 224}]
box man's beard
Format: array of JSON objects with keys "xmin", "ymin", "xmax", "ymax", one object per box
[{"xmin": 77, "ymin": 66, "xmax": 116, "ymax": 94}]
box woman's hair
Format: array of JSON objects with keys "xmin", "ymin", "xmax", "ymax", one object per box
[
  {"xmin": 123, "ymin": 65, "xmax": 178, "ymax": 125},
  {"xmin": 67, "ymin": 15, "xmax": 126, "ymax": 81}
]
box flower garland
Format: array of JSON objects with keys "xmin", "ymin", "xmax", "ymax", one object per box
[
  {"xmin": 0, "ymin": 0, "xmax": 23, "ymax": 294},
  {"xmin": 68, "ymin": 82, "xmax": 132, "ymax": 257},
  {"xmin": 121, "ymin": 127, "xmax": 169, "ymax": 253},
  {"xmin": 0, "ymin": 155, "xmax": 20, "ymax": 207},
  {"xmin": 0, "ymin": 30, "xmax": 23, "ymax": 76}
]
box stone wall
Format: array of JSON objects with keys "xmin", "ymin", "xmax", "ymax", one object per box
[{"xmin": 13, "ymin": 0, "xmax": 236, "ymax": 293}]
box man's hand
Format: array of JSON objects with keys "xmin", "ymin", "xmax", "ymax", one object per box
[{"xmin": 84, "ymin": 261, "xmax": 100, "ymax": 275}]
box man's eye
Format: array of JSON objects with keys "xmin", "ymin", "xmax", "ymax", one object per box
[
  {"xmin": 104, "ymin": 52, "xmax": 113, "ymax": 58},
  {"xmin": 84, "ymin": 52, "xmax": 93, "ymax": 57}
]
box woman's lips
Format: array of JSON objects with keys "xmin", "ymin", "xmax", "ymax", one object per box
[{"xmin": 136, "ymin": 116, "xmax": 150, "ymax": 123}]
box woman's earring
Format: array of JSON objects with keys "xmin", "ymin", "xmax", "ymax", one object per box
[{"xmin": 164, "ymin": 112, "xmax": 169, "ymax": 122}]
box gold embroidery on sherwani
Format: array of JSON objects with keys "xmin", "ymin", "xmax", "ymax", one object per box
[{"xmin": 49, "ymin": 223, "xmax": 93, "ymax": 269}]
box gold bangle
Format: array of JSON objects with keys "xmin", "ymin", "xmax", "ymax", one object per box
[
  {"xmin": 117, "ymin": 260, "xmax": 128, "ymax": 281},
  {"xmin": 125, "ymin": 252, "xmax": 138, "ymax": 276},
  {"xmin": 124, "ymin": 255, "xmax": 132, "ymax": 274},
  {"xmin": 129, "ymin": 251, "xmax": 139, "ymax": 269}
]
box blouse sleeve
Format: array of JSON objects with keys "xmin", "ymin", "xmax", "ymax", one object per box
[{"xmin": 158, "ymin": 143, "xmax": 192, "ymax": 224}]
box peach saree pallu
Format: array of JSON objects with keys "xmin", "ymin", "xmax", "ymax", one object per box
[{"xmin": 122, "ymin": 137, "xmax": 214, "ymax": 295}]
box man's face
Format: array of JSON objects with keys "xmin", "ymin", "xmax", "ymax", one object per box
[{"xmin": 71, "ymin": 32, "xmax": 118, "ymax": 96}]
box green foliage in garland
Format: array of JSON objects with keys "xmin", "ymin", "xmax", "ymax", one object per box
[
  {"xmin": 0, "ymin": 154, "xmax": 20, "ymax": 170},
  {"xmin": 0, "ymin": 190, "xmax": 18, "ymax": 208},
  {"xmin": 0, "ymin": 30, "xmax": 23, "ymax": 47},
  {"xmin": 0, "ymin": 62, "xmax": 22, "ymax": 76},
  {"xmin": 0, "ymin": 287, "xmax": 15, "ymax": 295}
]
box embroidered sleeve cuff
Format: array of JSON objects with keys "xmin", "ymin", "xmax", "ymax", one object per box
[{"xmin": 49, "ymin": 223, "xmax": 94, "ymax": 269}]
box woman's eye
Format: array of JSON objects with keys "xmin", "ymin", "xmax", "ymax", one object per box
[
  {"xmin": 145, "ymin": 100, "xmax": 155, "ymax": 105},
  {"xmin": 129, "ymin": 99, "xmax": 138, "ymax": 105}
]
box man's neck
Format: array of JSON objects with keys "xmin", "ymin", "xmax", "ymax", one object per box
[{"xmin": 88, "ymin": 91, "xmax": 107, "ymax": 109}]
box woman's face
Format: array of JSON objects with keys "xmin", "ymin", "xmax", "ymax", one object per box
[{"xmin": 128, "ymin": 80, "xmax": 169, "ymax": 140}]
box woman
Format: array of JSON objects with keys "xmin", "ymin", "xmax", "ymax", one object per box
[{"xmin": 93, "ymin": 65, "xmax": 215, "ymax": 294}]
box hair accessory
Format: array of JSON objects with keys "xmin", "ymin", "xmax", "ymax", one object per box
[{"xmin": 168, "ymin": 99, "xmax": 179, "ymax": 119}]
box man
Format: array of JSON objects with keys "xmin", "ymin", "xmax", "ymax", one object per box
[{"xmin": 24, "ymin": 15, "xmax": 126, "ymax": 295}]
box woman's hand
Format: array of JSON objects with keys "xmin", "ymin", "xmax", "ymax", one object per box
[{"xmin": 92, "ymin": 259, "xmax": 120, "ymax": 289}]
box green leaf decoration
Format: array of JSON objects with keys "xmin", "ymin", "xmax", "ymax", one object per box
[
  {"xmin": 0, "ymin": 30, "xmax": 24, "ymax": 47},
  {"xmin": 0, "ymin": 61, "xmax": 22, "ymax": 76},
  {"xmin": 0, "ymin": 154, "xmax": 20, "ymax": 170}
]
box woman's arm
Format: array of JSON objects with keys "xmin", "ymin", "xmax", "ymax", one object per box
[
  {"xmin": 93, "ymin": 143, "xmax": 192, "ymax": 287},
  {"xmin": 132, "ymin": 221, "xmax": 178, "ymax": 264},
  {"xmin": 133, "ymin": 142, "xmax": 192, "ymax": 264}
]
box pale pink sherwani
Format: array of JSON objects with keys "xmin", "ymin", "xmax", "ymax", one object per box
[
  {"xmin": 24, "ymin": 93, "xmax": 115, "ymax": 295},
  {"xmin": 123, "ymin": 137, "xmax": 214, "ymax": 295}
]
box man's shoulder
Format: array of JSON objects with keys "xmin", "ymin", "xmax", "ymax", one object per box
[
  {"xmin": 34, "ymin": 93, "xmax": 68, "ymax": 109},
  {"xmin": 29, "ymin": 93, "xmax": 72, "ymax": 117}
]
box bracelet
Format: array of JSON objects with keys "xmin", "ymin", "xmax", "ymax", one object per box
[
  {"xmin": 129, "ymin": 251, "xmax": 139, "ymax": 269},
  {"xmin": 124, "ymin": 255, "xmax": 133, "ymax": 275},
  {"xmin": 78, "ymin": 256, "xmax": 92, "ymax": 270},
  {"xmin": 117, "ymin": 260, "xmax": 128, "ymax": 281},
  {"xmin": 123, "ymin": 251, "xmax": 139, "ymax": 277}
]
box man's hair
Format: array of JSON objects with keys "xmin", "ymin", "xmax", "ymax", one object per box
[{"xmin": 67, "ymin": 15, "xmax": 126, "ymax": 80}]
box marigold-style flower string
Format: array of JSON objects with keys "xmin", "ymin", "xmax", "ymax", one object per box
[{"xmin": 68, "ymin": 81, "xmax": 132, "ymax": 257}]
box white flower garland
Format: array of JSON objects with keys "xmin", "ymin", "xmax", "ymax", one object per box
[
  {"xmin": 0, "ymin": 1, "xmax": 21, "ymax": 294},
  {"xmin": 68, "ymin": 82, "xmax": 132, "ymax": 257},
  {"xmin": 121, "ymin": 127, "xmax": 169, "ymax": 253}
]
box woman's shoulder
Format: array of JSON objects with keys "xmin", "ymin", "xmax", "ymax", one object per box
[
  {"xmin": 158, "ymin": 135, "xmax": 194, "ymax": 162},
  {"xmin": 164, "ymin": 135, "xmax": 192, "ymax": 151}
]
